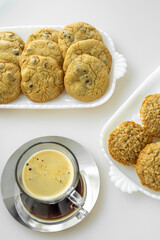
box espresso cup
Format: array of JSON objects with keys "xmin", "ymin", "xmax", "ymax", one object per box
[{"xmin": 15, "ymin": 142, "xmax": 87, "ymax": 218}]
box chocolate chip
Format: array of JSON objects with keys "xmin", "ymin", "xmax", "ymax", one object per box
[
  {"xmin": 67, "ymin": 35, "xmax": 74, "ymax": 42},
  {"xmin": 12, "ymin": 48, "xmax": 20, "ymax": 56},
  {"xmin": 44, "ymin": 62, "xmax": 48, "ymax": 68},
  {"xmin": 85, "ymin": 79, "xmax": 92, "ymax": 85},
  {"xmin": 62, "ymin": 31, "xmax": 67, "ymax": 38},
  {"xmin": 29, "ymin": 168, "xmax": 32, "ymax": 171}
]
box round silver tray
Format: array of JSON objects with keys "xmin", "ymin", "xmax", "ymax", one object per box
[{"xmin": 1, "ymin": 136, "xmax": 100, "ymax": 232}]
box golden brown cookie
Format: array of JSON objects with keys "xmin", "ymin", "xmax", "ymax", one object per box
[
  {"xmin": 108, "ymin": 121, "xmax": 153, "ymax": 166},
  {"xmin": 64, "ymin": 54, "xmax": 109, "ymax": 102},
  {"xmin": 19, "ymin": 40, "xmax": 63, "ymax": 67},
  {"xmin": 140, "ymin": 94, "xmax": 160, "ymax": 137},
  {"xmin": 0, "ymin": 59, "xmax": 21, "ymax": 103},
  {"xmin": 21, "ymin": 55, "xmax": 64, "ymax": 103},
  {"xmin": 58, "ymin": 22, "xmax": 103, "ymax": 58},
  {"xmin": 25, "ymin": 28, "xmax": 59, "ymax": 45},
  {"xmin": 63, "ymin": 39, "xmax": 112, "ymax": 73},
  {"xmin": 0, "ymin": 40, "xmax": 22, "ymax": 66},
  {"xmin": 0, "ymin": 31, "xmax": 24, "ymax": 50},
  {"xmin": 136, "ymin": 142, "xmax": 160, "ymax": 191}
]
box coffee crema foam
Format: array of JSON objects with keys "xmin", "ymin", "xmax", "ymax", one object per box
[{"xmin": 22, "ymin": 150, "xmax": 74, "ymax": 201}]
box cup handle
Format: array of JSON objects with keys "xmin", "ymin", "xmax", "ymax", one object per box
[{"xmin": 68, "ymin": 190, "xmax": 88, "ymax": 220}]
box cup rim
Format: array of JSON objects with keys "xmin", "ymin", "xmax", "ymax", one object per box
[{"xmin": 15, "ymin": 141, "xmax": 80, "ymax": 204}]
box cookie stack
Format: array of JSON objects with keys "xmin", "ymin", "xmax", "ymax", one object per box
[
  {"xmin": 20, "ymin": 28, "xmax": 64, "ymax": 103},
  {"xmin": 0, "ymin": 32, "xmax": 24, "ymax": 103},
  {"xmin": 108, "ymin": 94, "xmax": 160, "ymax": 191},
  {"xmin": 59, "ymin": 22, "xmax": 112, "ymax": 102},
  {"xmin": 21, "ymin": 23, "xmax": 112, "ymax": 103},
  {"xmin": 0, "ymin": 22, "xmax": 112, "ymax": 104}
]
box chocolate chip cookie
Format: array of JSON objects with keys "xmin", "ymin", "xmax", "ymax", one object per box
[
  {"xmin": 140, "ymin": 94, "xmax": 160, "ymax": 137},
  {"xmin": 0, "ymin": 31, "xmax": 24, "ymax": 50},
  {"xmin": 64, "ymin": 54, "xmax": 109, "ymax": 102},
  {"xmin": 19, "ymin": 40, "xmax": 63, "ymax": 67},
  {"xmin": 136, "ymin": 142, "xmax": 160, "ymax": 191},
  {"xmin": 108, "ymin": 121, "xmax": 153, "ymax": 166},
  {"xmin": 63, "ymin": 39, "xmax": 112, "ymax": 73},
  {"xmin": 0, "ymin": 40, "xmax": 22, "ymax": 66},
  {"xmin": 21, "ymin": 55, "xmax": 64, "ymax": 103},
  {"xmin": 58, "ymin": 22, "xmax": 103, "ymax": 58},
  {"xmin": 0, "ymin": 59, "xmax": 21, "ymax": 103},
  {"xmin": 25, "ymin": 28, "xmax": 59, "ymax": 45}
]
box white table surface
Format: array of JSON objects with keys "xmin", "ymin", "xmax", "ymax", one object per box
[{"xmin": 0, "ymin": 0, "xmax": 160, "ymax": 239}]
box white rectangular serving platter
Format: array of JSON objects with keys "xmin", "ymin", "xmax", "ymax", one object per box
[
  {"xmin": 0, "ymin": 25, "xmax": 126, "ymax": 109},
  {"xmin": 100, "ymin": 65, "xmax": 160, "ymax": 200}
]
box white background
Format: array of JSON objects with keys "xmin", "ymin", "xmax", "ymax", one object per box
[{"xmin": 0, "ymin": 0, "xmax": 160, "ymax": 239}]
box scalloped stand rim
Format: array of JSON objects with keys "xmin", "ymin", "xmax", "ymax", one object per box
[{"xmin": 109, "ymin": 163, "xmax": 139, "ymax": 193}]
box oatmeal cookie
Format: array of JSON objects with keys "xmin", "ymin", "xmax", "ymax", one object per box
[
  {"xmin": 136, "ymin": 142, "xmax": 160, "ymax": 191},
  {"xmin": 108, "ymin": 121, "xmax": 153, "ymax": 165},
  {"xmin": 19, "ymin": 40, "xmax": 63, "ymax": 67},
  {"xmin": 0, "ymin": 59, "xmax": 21, "ymax": 103},
  {"xmin": 0, "ymin": 40, "xmax": 22, "ymax": 66},
  {"xmin": 140, "ymin": 94, "xmax": 160, "ymax": 137},
  {"xmin": 21, "ymin": 55, "xmax": 64, "ymax": 103},
  {"xmin": 63, "ymin": 39, "xmax": 112, "ymax": 73},
  {"xmin": 25, "ymin": 28, "xmax": 59, "ymax": 45},
  {"xmin": 64, "ymin": 54, "xmax": 109, "ymax": 102},
  {"xmin": 58, "ymin": 22, "xmax": 103, "ymax": 58},
  {"xmin": 0, "ymin": 31, "xmax": 24, "ymax": 50}
]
